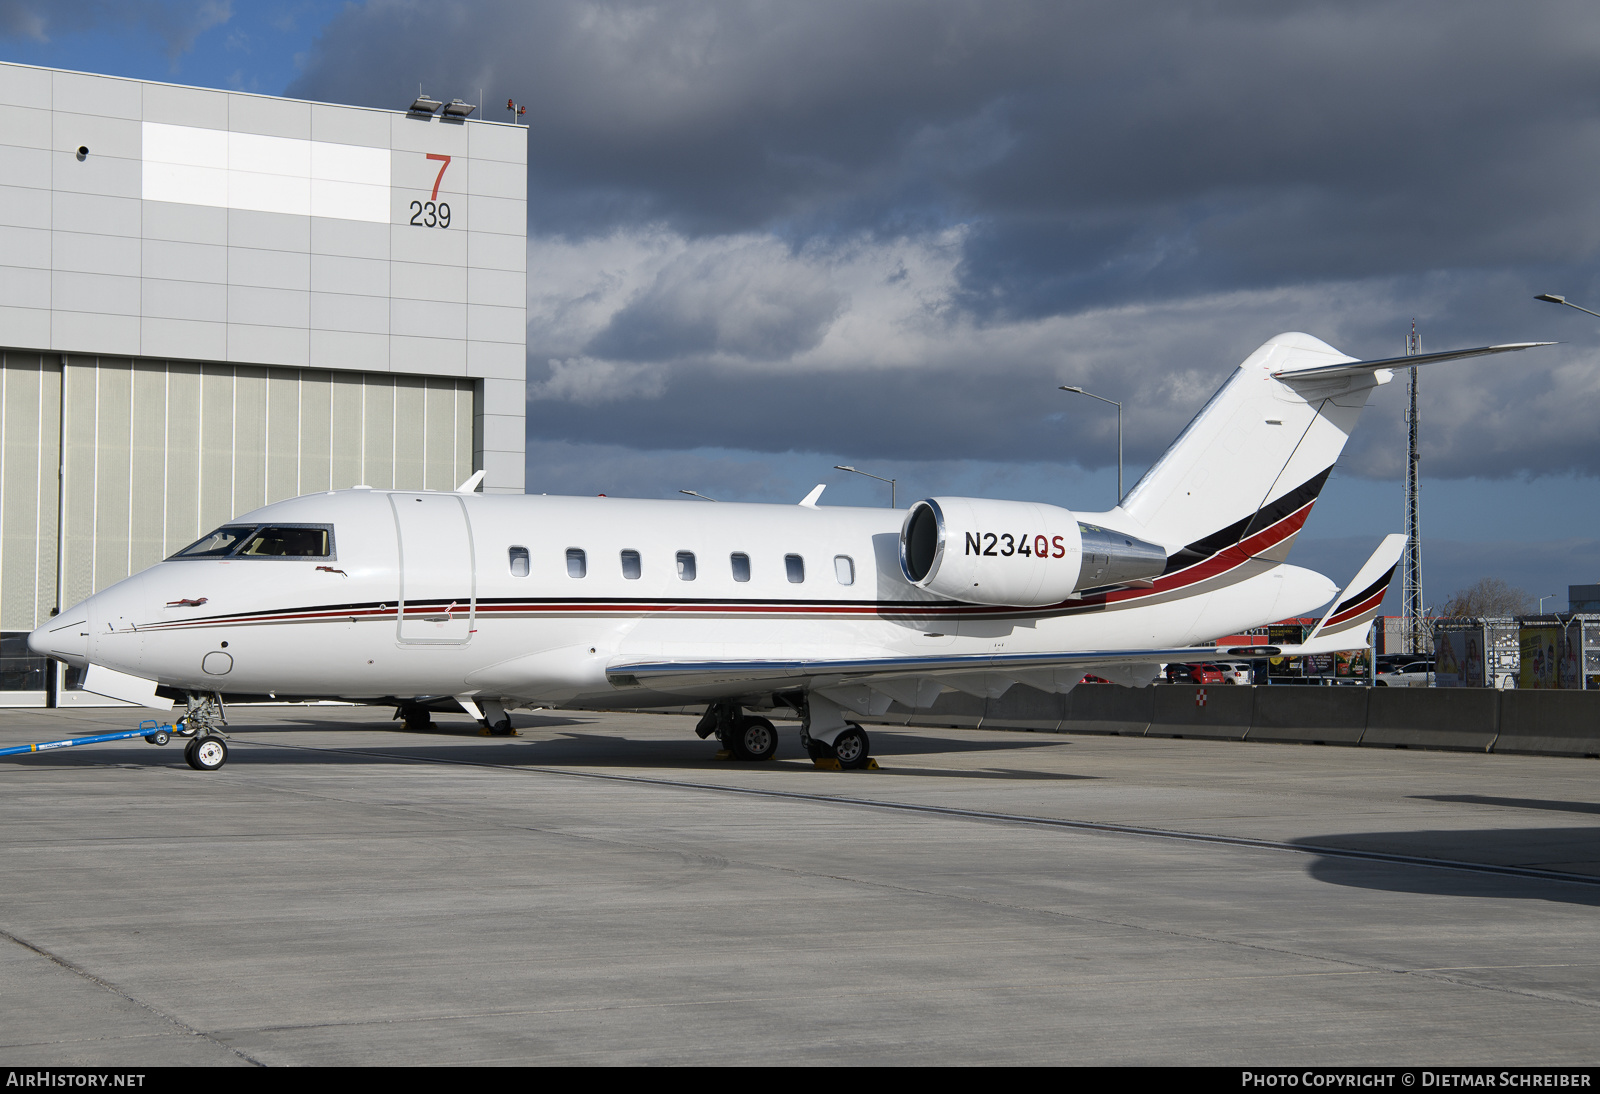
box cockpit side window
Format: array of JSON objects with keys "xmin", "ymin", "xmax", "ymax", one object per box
[
  {"xmin": 170, "ymin": 525, "xmax": 256, "ymax": 559},
  {"xmin": 238, "ymin": 526, "xmax": 333, "ymax": 558}
]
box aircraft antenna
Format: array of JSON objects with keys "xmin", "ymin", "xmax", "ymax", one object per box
[{"xmin": 1401, "ymin": 320, "xmax": 1426, "ymax": 655}]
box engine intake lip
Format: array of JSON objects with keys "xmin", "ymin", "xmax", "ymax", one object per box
[{"xmin": 899, "ymin": 500, "xmax": 945, "ymax": 584}]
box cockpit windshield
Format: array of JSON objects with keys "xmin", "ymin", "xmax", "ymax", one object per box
[
  {"xmin": 238, "ymin": 526, "xmax": 330, "ymax": 557},
  {"xmin": 171, "ymin": 525, "xmax": 256, "ymax": 559},
  {"xmin": 168, "ymin": 524, "xmax": 334, "ymax": 560}
]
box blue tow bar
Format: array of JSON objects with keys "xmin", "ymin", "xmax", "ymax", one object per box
[{"xmin": 0, "ymin": 720, "xmax": 178, "ymax": 758}]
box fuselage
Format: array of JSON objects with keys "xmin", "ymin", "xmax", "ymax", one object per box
[{"xmin": 30, "ymin": 487, "xmax": 1336, "ymax": 708}]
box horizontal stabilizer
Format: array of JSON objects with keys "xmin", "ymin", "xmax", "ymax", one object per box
[{"xmin": 1272, "ymin": 343, "xmax": 1552, "ymax": 382}]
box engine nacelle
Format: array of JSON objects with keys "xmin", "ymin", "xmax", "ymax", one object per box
[{"xmin": 899, "ymin": 497, "xmax": 1167, "ymax": 606}]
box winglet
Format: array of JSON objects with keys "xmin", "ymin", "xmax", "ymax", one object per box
[
  {"xmin": 799, "ymin": 484, "xmax": 826, "ymax": 507},
  {"xmin": 456, "ymin": 470, "xmax": 485, "ymax": 493},
  {"xmin": 1298, "ymin": 533, "xmax": 1407, "ymax": 653}
]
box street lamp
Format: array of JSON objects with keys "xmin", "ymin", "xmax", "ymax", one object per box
[
  {"xmin": 1535, "ymin": 293, "xmax": 1600, "ymax": 319},
  {"xmin": 834, "ymin": 465, "xmax": 896, "ymax": 508},
  {"xmin": 678, "ymin": 490, "xmax": 717, "ymax": 502},
  {"xmin": 1538, "ymin": 594, "xmax": 1557, "ymax": 613},
  {"xmin": 1060, "ymin": 386, "xmax": 1123, "ymax": 503}
]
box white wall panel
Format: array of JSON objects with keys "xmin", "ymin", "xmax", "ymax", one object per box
[
  {"xmin": 143, "ymin": 122, "xmax": 391, "ymax": 223},
  {"xmin": 0, "ymin": 144, "xmax": 50, "ymax": 189},
  {"xmin": 0, "ymin": 224, "xmax": 50, "ymax": 267},
  {"xmin": 0, "ymin": 184, "xmax": 50, "ymax": 230},
  {"xmin": 0, "ymin": 265, "xmax": 51, "ymax": 310}
]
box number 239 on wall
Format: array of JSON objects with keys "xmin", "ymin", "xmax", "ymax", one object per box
[{"xmin": 409, "ymin": 153, "xmax": 453, "ymax": 228}]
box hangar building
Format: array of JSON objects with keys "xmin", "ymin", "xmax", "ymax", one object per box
[{"xmin": 0, "ymin": 61, "xmax": 528, "ymax": 705}]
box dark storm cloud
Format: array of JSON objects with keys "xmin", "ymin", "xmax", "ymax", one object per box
[
  {"xmin": 293, "ymin": 2, "xmax": 1600, "ymax": 292},
  {"xmin": 0, "ymin": 0, "xmax": 230, "ymax": 59},
  {"xmin": 296, "ymin": 1, "xmax": 1600, "ymax": 487},
  {"xmin": 584, "ymin": 240, "xmax": 845, "ymax": 361}
]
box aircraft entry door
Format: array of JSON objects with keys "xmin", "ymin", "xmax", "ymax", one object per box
[{"xmin": 391, "ymin": 493, "xmax": 476, "ymax": 644}]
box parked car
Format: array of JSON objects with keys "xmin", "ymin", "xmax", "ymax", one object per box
[
  {"xmin": 1376, "ymin": 660, "xmax": 1435, "ymax": 687},
  {"xmin": 1165, "ymin": 662, "xmax": 1227, "ymax": 685},
  {"xmin": 1215, "ymin": 661, "xmax": 1255, "ymax": 686}
]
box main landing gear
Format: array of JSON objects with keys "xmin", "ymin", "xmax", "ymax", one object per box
[
  {"xmin": 799, "ymin": 693, "xmax": 873, "ymax": 770},
  {"xmin": 176, "ymin": 693, "xmax": 230, "ymax": 771},
  {"xmin": 695, "ymin": 701, "xmax": 779, "ymax": 762},
  {"xmin": 395, "ymin": 702, "xmax": 434, "ymax": 732}
]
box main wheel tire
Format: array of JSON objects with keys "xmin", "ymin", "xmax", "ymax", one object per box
[
  {"xmin": 185, "ymin": 735, "xmax": 228, "ymax": 771},
  {"xmin": 402, "ymin": 706, "xmax": 433, "ymax": 732},
  {"xmin": 805, "ymin": 737, "xmax": 829, "ymax": 761},
  {"xmin": 487, "ymin": 717, "xmax": 515, "ymax": 737},
  {"xmin": 832, "ymin": 724, "xmax": 871, "ymax": 770},
  {"xmin": 727, "ymin": 716, "xmax": 778, "ymax": 761}
]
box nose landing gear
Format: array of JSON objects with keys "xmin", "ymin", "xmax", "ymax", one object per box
[{"xmin": 176, "ymin": 693, "xmax": 230, "ymax": 771}]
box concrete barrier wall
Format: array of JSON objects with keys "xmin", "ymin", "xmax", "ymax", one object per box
[
  {"xmin": 983, "ymin": 686, "xmax": 1065, "ymax": 731},
  {"xmin": 1496, "ymin": 692, "xmax": 1600, "ymax": 757},
  {"xmin": 1063, "ymin": 682, "xmax": 1152, "ymax": 736},
  {"xmin": 875, "ymin": 683, "xmax": 1600, "ymax": 758},
  {"xmin": 1249, "ymin": 687, "xmax": 1367, "ymax": 745},
  {"xmin": 1147, "ymin": 685, "xmax": 1253, "ymax": 740},
  {"xmin": 1365, "ymin": 688, "xmax": 1497, "ymax": 752},
  {"xmin": 602, "ymin": 682, "xmax": 1600, "ymax": 759}
]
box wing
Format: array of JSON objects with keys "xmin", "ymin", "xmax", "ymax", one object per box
[
  {"xmin": 607, "ymin": 645, "xmax": 1201, "ymax": 711},
  {"xmin": 608, "ymin": 535, "xmax": 1410, "ymax": 708}
]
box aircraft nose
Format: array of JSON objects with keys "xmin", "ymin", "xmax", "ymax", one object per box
[{"xmin": 28, "ymin": 612, "xmax": 90, "ymax": 667}]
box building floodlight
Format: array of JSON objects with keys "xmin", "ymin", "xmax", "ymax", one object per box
[
  {"xmin": 441, "ymin": 99, "xmax": 476, "ymax": 118},
  {"xmin": 409, "ymin": 95, "xmax": 442, "ymax": 115}
]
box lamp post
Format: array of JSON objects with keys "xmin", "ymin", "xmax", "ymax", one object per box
[
  {"xmin": 1535, "ymin": 293, "xmax": 1600, "ymax": 319},
  {"xmin": 1539, "ymin": 594, "xmax": 1557, "ymax": 614},
  {"xmin": 834, "ymin": 465, "xmax": 896, "ymax": 508},
  {"xmin": 1060, "ymin": 386, "xmax": 1123, "ymax": 503}
]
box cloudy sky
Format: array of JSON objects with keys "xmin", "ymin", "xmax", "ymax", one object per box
[{"xmin": 7, "ymin": 0, "xmax": 1600, "ymax": 613}]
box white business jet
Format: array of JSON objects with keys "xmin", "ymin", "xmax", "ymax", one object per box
[{"xmin": 29, "ymin": 332, "xmax": 1546, "ymax": 771}]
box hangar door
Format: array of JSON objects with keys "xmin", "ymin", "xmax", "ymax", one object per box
[{"xmin": 391, "ymin": 493, "xmax": 476, "ymax": 644}]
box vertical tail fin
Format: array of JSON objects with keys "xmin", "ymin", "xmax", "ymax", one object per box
[
  {"xmin": 1113, "ymin": 332, "xmax": 1384, "ymax": 564},
  {"xmin": 1109, "ymin": 336, "xmax": 1547, "ymax": 577}
]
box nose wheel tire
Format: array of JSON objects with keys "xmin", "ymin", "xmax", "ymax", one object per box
[
  {"xmin": 184, "ymin": 735, "xmax": 228, "ymax": 771},
  {"xmin": 831, "ymin": 725, "xmax": 871, "ymax": 770},
  {"xmin": 727, "ymin": 716, "xmax": 779, "ymax": 762}
]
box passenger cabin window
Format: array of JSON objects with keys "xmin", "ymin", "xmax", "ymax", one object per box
[
  {"xmin": 621, "ymin": 550, "xmax": 642, "ymax": 580},
  {"xmin": 730, "ymin": 553, "xmax": 751, "ymax": 582},
  {"xmin": 676, "ymin": 551, "xmax": 696, "ymax": 581},
  {"xmin": 566, "ymin": 548, "xmax": 587, "ymax": 578},
  {"xmin": 509, "ymin": 546, "xmax": 530, "ymax": 577},
  {"xmin": 785, "ymin": 554, "xmax": 805, "ymax": 583},
  {"xmin": 834, "ymin": 555, "xmax": 854, "ymax": 585}
]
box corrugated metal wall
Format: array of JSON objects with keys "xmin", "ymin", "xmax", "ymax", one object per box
[
  {"xmin": 0, "ymin": 353, "xmax": 475, "ymax": 630},
  {"xmin": 0, "ymin": 352, "xmax": 62, "ymax": 636}
]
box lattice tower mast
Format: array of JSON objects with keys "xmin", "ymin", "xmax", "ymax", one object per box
[{"xmin": 1401, "ymin": 320, "xmax": 1426, "ymax": 654}]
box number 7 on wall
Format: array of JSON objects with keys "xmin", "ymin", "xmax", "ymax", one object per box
[{"xmin": 425, "ymin": 153, "xmax": 451, "ymax": 200}]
